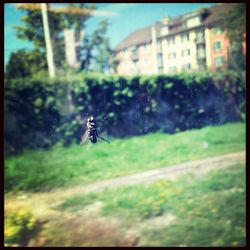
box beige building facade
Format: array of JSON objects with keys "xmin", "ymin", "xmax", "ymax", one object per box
[{"xmin": 110, "ymin": 3, "xmax": 240, "ymax": 76}]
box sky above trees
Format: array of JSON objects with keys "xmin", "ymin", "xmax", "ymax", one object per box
[{"xmin": 4, "ymin": 3, "xmax": 215, "ymax": 66}]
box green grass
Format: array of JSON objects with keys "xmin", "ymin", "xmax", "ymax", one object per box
[
  {"xmin": 58, "ymin": 162, "xmax": 246, "ymax": 247},
  {"xmin": 5, "ymin": 122, "xmax": 245, "ymax": 192}
]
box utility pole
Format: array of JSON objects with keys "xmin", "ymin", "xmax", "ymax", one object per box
[
  {"xmin": 41, "ymin": 3, "xmax": 55, "ymax": 78},
  {"xmin": 17, "ymin": 3, "xmax": 96, "ymax": 77}
]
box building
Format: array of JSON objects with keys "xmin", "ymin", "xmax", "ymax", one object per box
[
  {"xmin": 110, "ymin": 22, "xmax": 163, "ymax": 75},
  {"xmin": 110, "ymin": 3, "xmax": 242, "ymax": 75}
]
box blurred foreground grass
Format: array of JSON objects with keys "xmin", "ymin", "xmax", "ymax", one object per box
[
  {"xmin": 57, "ymin": 162, "xmax": 245, "ymax": 247},
  {"xmin": 5, "ymin": 122, "xmax": 245, "ymax": 192}
]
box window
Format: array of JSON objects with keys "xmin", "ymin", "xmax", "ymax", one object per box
[
  {"xmin": 197, "ymin": 58, "xmax": 206, "ymax": 70},
  {"xmin": 214, "ymin": 56, "xmax": 225, "ymax": 67},
  {"xmin": 196, "ymin": 29, "xmax": 204, "ymax": 38},
  {"xmin": 157, "ymin": 41, "xmax": 162, "ymax": 53},
  {"xmin": 197, "ymin": 29, "xmax": 204, "ymax": 37},
  {"xmin": 197, "ymin": 44, "xmax": 205, "ymax": 50},
  {"xmin": 169, "ymin": 66, "xmax": 177, "ymax": 73},
  {"xmin": 197, "ymin": 49, "xmax": 206, "ymax": 58},
  {"xmin": 198, "ymin": 59, "xmax": 206, "ymax": 70},
  {"xmin": 212, "ymin": 26, "xmax": 223, "ymax": 35},
  {"xmin": 181, "ymin": 49, "xmax": 191, "ymax": 57},
  {"xmin": 197, "ymin": 45, "xmax": 206, "ymax": 58},
  {"xmin": 161, "ymin": 26, "xmax": 169, "ymax": 36},
  {"xmin": 158, "ymin": 66, "xmax": 163, "ymax": 72},
  {"xmin": 181, "ymin": 33, "xmax": 189, "ymax": 42},
  {"xmin": 198, "ymin": 64, "xmax": 206, "ymax": 70},
  {"xmin": 196, "ymin": 29, "xmax": 205, "ymax": 43},
  {"xmin": 175, "ymin": 24, "xmax": 184, "ymax": 32},
  {"xmin": 168, "ymin": 52, "xmax": 176, "ymax": 60},
  {"xmin": 182, "ymin": 63, "xmax": 191, "ymax": 70},
  {"xmin": 213, "ymin": 41, "xmax": 222, "ymax": 51},
  {"xmin": 186, "ymin": 16, "xmax": 200, "ymax": 28},
  {"xmin": 158, "ymin": 54, "xmax": 163, "ymax": 67},
  {"xmin": 142, "ymin": 44, "xmax": 149, "ymax": 52},
  {"xmin": 181, "ymin": 22, "xmax": 187, "ymax": 30},
  {"xmin": 168, "ymin": 36, "xmax": 175, "ymax": 46},
  {"xmin": 131, "ymin": 46, "xmax": 138, "ymax": 60}
]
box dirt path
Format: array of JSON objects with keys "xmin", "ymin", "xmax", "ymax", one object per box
[
  {"xmin": 6, "ymin": 151, "xmax": 245, "ymax": 216},
  {"xmin": 53, "ymin": 150, "xmax": 245, "ymax": 197},
  {"xmin": 5, "ymin": 151, "xmax": 245, "ymax": 247}
]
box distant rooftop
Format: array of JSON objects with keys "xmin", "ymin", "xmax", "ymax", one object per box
[
  {"xmin": 114, "ymin": 22, "xmax": 162, "ymax": 52},
  {"xmin": 113, "ymin": 3, "xmax": 236, "ymax": 52}
]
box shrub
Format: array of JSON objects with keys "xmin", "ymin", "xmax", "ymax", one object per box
[
  {"xmin": 4, "ymin": 209, "xmax": 38, "ymax": 247},
  {"xmin": 4, "ymin": 71, "xmax": 245, "ymax": 155}
]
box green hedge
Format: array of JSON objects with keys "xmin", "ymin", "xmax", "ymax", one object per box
[{"xmin": 4, "ymin": 71, "xmax": 245, "ymax": 155}]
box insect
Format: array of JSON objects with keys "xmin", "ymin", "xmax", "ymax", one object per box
[{"xmin": 80, "ymin": 114, "xmax": 110, "ymax": 145}]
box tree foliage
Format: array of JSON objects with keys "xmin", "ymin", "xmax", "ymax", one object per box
[
  {"xmin": 13, "ymin": 4, "xmax": 111, "ymax": 73},
  {"xmin": 79, "ymin": 20, "xmax": 112, "ymax": 72},
  {"xmin": 222, "ymin": 3, "xmax": 246, "ymax": 45},
  {"xmin": 5, "ymin": 49, "xmax": 47, "ymax": 79},
  {"xmin": 222, "ymin": 3, "xmax": 246, "ymax": 70},
  {"xmin": 14, "ymin": 3, "xmax": 95, "ymax": 68}
]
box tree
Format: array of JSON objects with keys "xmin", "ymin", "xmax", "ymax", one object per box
[
  {"xmin": 92, "ymin": 36, "xmax": 112, "ymax": 73},
  {"xmin": 222, "ymin": 3, "xmax": 246, "ymax": 45},
  {"xmin": 79, "ymin": 20, "xmax": 111, "ymax": 72},
  {"xmin": 222, "ymin": 3, "xmax": 246, "ymax": 70},
  {"xmin": 5, "ymin": 49, "xmax": 47, "ymax": 79},
  {"xmin": 14, "ymin": 4, "xmax": 112, "ymax": 74},
  {"xmin": 109, "ymin": 56, "xmax": 120, "ymax": 74},
  {"xmin": 14, "ymin": 3, "xmax": 95, "ymax": 69}
]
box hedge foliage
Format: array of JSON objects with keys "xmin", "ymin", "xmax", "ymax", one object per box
[{"xmin": 4, "ymin": 71, "xmax": 245, "ymax": 155}]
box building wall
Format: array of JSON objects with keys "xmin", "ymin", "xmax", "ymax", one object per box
[
  {"xmin": 162, "ymin": 38, "xmax": 169, "ymax": 73},
  {"xmin": 208, "ymin": 25, "xmax": 230, "ymax": 71},
  {"xmin": 162, "ymin": 30, "xmax": 198, "ymax": 74},
  {"xmin": 115, "ymin": 49, "xmax": 131, "ymax": 75},
  {"xmin": 138, "ymin": 44, "xmax": 155, "ymax": 74},
  {"xmin": 111, "ymin": 13, "xmax": 241, "ymax": 75},
  {"xmin": 205, "ymin": 27, "xmax": 212, "ymax": 69},
  {"xmin": 114, "ymin": 42, "xmax": 157, "ymax": 75},
  {"xmin": 151, "ymin": 26, "xmax": 158, "ymax": 74}
]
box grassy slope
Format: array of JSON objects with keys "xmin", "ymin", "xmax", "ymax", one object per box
[
  {"xmin": 58, "ymin": 162, "xmax": 246, "ymax": 247},
  {"xmin": 5, "ymin": 122, "xmax": 245, "ymax": 192}
]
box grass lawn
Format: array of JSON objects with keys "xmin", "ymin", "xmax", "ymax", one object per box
[
  {"xmin": 57, "ymin": 162, "xmax": 246, "ymax": 247},
  {"xmin": 5, "ymin": 122, "xmax": 245, "ymax": 192}
]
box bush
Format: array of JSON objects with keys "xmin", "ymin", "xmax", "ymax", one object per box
[
  {"xmin": 4, "ymin": 209, "xmax": 38, "ymax": 247},
  {"xmin": 4, "ymin": 71, "xmax": 245, "ymax": 155}
]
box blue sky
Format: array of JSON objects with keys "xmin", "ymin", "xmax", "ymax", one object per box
[{"xmin": 4, "ymin": 3, "xmax": 216, "ymax": 66}]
